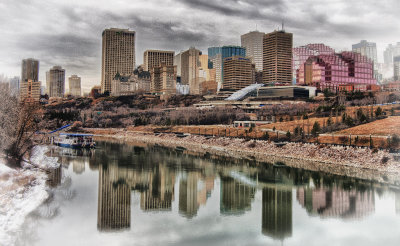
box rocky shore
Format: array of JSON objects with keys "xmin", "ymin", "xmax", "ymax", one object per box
[{"xmin": 91, "ymin": 129, "xmax": 400, "ymax": 185}]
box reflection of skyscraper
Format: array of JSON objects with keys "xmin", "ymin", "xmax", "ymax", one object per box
[
  {"xmin": 262, "ymin": 187, "xmax": 292, "ymax": 240},
  {"xmin": 97, "ymin": 164, "xmax": 131, "ymax": 231},
  {"xmin": 220, "ymin": 176, "xmax": 255, "ymax": 215},
  {"xmin": 47, "ymin": 165, "xmax": 62, "ymax": 188},
  {"xmin": 296, "ymin": 187, "xmax": 375, "ymax": 219},
  {"xmin": 140, "ymin": 165, "xmax": 175, "ymax": 211},
  {"xmin": 179, "ymin": 172, "xmax": 199, "ymax": 218}
]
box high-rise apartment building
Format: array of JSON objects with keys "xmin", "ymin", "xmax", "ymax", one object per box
[
  {"xmin": 150, "ymin": 64, "xmax": 177, "ymax": 95},
  {"xmin": 352, "ymin": 40, "xmax": 378, "ymax": 64},
  {"xmin": 101, "ymin": 28, "xmax": 136, "ymax": 94},
  {"xmin": 20, "ymin": 58, "xmax": 40, "ymax": 103},
  {"xmin": 68, "ymin": 75, "xmax": 81, "ymax": 97},
  {"xmin": 394, "ymin": 56, "xmax": 400, "ymax": 81},
  {"xmin": 46, "ymin": 66, "xmax": 65, "ymax": 98},
  {"xmin": 143, "ymin": 50, "xmax": 174, "ymax": 71},
  {"xmin": 223, "ymin": 56, "xmax": 253, "ymax": 91},
  {"xmin": 263, "ymin": 30, "xmax": 293, "ymax": 85},
  {"xmin": 241, "ymin": 31, "xmax": 265, "ymax": 71}
]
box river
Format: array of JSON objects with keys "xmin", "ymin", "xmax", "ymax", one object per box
[{"xmin": 15, "ymin": 140, "xmax": 400, "ymax": 246}]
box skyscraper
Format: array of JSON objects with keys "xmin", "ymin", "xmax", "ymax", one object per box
[
  {"xmin": 143, "ymin": 50, "xmax": 174, "ymax": 71},
  {"xmin": 352, "ymin": 40, "xmax": 378, "ymax": 64},
  {"xmin": 21, "ymin": 58, "xmax": 39, "ymax": 84},
  {"xmin": 208, "ymin": 46, "xmax": 246, "ymax": 90},
  {"xmin": 20, "ymin": 58, "xmax": 40, "ymax": 103},
  {"xmin": 46, "ymin": 66, "xmax": 65, "ymax": 98},
  {"xmin": 263, "ymin": 30, "xmax": 293, "ymax": 85},
  {"xmin": 241, "ymin": 31, "xmax": 265, "ymax": 71},
  {"xmin": 384, "ymin": 43, "xmax": 400, "ymax": 65},
  {"xmin": 68, "ymin": 75, "xmax": 81, "ymax": 97},
  {"xmin": 223, "ymin": 56, "xmax": 253, "ymax": 90},
  {"xmin": 181, "ymin": 47, "xmax": 203, "ymax": 95},
  {"xmin": 101, "ymin": 28, "xmax": 136, "ymax": 94}
]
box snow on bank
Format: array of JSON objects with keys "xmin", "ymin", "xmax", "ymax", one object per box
[{"xmin": 0, "ymin": 145, "xmax": 60, "ymax": 246}]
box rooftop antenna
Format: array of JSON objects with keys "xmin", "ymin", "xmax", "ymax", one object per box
[
  {"xmin": 256, "ymin": 24, "xmax": 258, "ymax": 31},
  {"xmin": 282, "ymin": 19, "xmax": 285, "ymax": 31}
]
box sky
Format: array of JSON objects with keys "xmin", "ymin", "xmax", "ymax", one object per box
[{"xmin": 0, "ymin": 0, "xmax": 399, "ymax": 92}]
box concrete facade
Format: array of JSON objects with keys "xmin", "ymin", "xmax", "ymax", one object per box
[
  {"xmin": 144, "ymin": 50, "xmax": 174, "ymax": 71},
  {"xmin": 241, "ymin": 31, "xmax": 265, "ymax": 71}
]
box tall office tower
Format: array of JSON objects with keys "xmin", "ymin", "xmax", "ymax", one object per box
[
  {"xmin": 181, "ymin": 47, "xmax": 203, "ymax": 94},
  {"xmin": 394, "ymin": 56, "xmax": 400, "ymax": 81},
  {"xmin": 68, "ymin": 75, "xmax": 81, "ymax": 97},
  {"xmin": 150, "ymin": 64, "xmax": 177, "ymax": 95},
  {"xmin": 263, "ymin": 30, "xmax": 293, "ymax": 85},
  {"xmin": 208, "ymin": 46, "xmax": 246, "ymax": 90},
  {"xmin": 46, "ymin": 66, "xmax": 65, "ymax": 98},
  {"xmin": 262, "ymin": 187, "xmax": 292, "ymax": 240},
  {"xmin": 101, "ymin": 28, "xmax": 136, "ymax": 94},
  {"xmin": 352, "ymin": 40, "xmax": 378, "ymax": 64},
  {"xmin": 223, "ymin": 56, "xmax": 253, "ymax": 90},
  {"xmin": 20, "ymin": 58, "xmax": 40, "ymax": 102},
  {"xmin": 143, "ymin": 50, "xmax": 174, "ymax": 71},
  {"xmin": 241, "ymin": 31, "xmax": 265, "ymax": 71}
]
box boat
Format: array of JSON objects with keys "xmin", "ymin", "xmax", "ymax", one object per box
[{"xmin": 53, "ymin": 133, "xmax": 96, "ymax": 148}]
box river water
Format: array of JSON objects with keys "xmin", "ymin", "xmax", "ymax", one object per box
[{"xmin": 16, "ymin": 141, "xmax": 400, "ymax": 246}]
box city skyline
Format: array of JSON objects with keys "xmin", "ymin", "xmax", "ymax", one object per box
[{"xmin": 0, "ymin": 0, "xmax": 399, "ymax": 92}]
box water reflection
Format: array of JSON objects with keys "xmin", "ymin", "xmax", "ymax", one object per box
[
  {"xmin": 297, "ymin": 187, "xmax": 375, "ymax": 219},
  {"xmin": 43, "ymin": 140, "xmax": 400, "ymax": 244}
]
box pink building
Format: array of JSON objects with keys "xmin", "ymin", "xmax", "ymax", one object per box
[
  {"xmin": 293, "ymin": 44, "xmax": 335, "ymax": 84},
  {"xmin": 293, "ymin": 44, "xmax": 376, "ymax": 91}
]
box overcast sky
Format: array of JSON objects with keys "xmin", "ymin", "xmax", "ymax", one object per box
[{"xmin": 0, "ymin": 0, "xmax": 399, "ymax": 92}]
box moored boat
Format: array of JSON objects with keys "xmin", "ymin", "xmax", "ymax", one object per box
[{"xmin": 53, "ymin": 133, "xmax": 95, "ymax": 148}]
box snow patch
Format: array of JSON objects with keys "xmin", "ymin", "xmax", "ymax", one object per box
[{"xmin": 0, "ymin": 145, "xmax": 60, "ymax": 246}]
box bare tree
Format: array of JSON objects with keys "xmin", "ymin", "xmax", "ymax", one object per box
[{"xmin": 0, "ymin": 86, "xmax": 43, "ymax": 165}]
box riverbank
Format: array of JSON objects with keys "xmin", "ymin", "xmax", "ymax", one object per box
[
  {"xmin": 0, "ymin": 146, "xmax": 60, "ymax": 246},
  {"xmin": 89, "ymin": 128, "xmax": 400, "ymax": 185}
]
